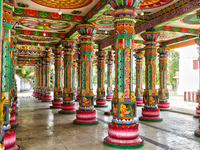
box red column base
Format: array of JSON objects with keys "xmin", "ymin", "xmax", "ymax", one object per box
[
  {"xmin": 4, "ymin": 129, "xmax": 20, "ymax": 150},
  {"xmin": 194, "ymin": 107, "xmax": 200, "ymax": 118},
  {"xmin": 10, "ymin": 112, "xmax": 19, "ymax": 129},
  {"xmin": 139, "ymin": 107, "xmax": 163, "ymax": 122},
  {"xmin": 58, "ymin": 103, "xmax": 76, "ymax": 114},
  {"xmin": 158, "ymin": 102, "xmax": 170, "ymax": 111},
  {"xmin": 50, "ymin": 100, "xmax": 63, "ymax": 109},
  {"xmin": 41, "ymin": 96, "xmax": 52, "ymax": 102},
  {"xmin": 104, "ymin": 123, "xmax": 144, "ymax": 148},
  {"xmin": 76, "ymin": 95, "xmax": 80, "ymax": 101},
  {"xmin": 73, "ymin": 110, "xmax": 99, "ymax": 125},
  {"xmin": 136, "ymin": 97, "xmax": 143, "ymax": 107},
  {"xmin": 38, "ymin": 94, "xmax": 45, "ymax": 100},
  {"xmin": 106, "ymin": 96, "xmax": 113, "ymax": 101},
  {"xmin": 95, "ymin": 99, "xmax": 108, "ymax": 108}
]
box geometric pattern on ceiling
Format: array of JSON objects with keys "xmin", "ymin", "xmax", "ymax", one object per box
[
  {"xmin": 18, "ymin": 35, "xmax": 60, "ymax": 42},
  {"xmin": 19, "ymin": 18, "xmax": 71, "ymax": 30},
  {"xmin": 181, "ymin": 14, "xmax": 200, "ymax": 25},
  {"xmin": 137, "ymin": 0, "xmax": 173, "ymax": 9},
  {"xmin": 31, "ymin": 0, "xmax": 93, "ymax": 9},
  {"xmin": 92, "ymin": 17, "xmax": 114, "ymax": 30}
]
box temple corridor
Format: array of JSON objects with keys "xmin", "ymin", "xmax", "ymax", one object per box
[{"xmin": 15, "ymin": 92, "xmax": 200, "ymax": 150}]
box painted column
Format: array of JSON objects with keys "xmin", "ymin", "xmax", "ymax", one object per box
[
  {"xmin": 2, "ymin": 1, "xmax": 20, "ymax": 149},
  {"xmin": 195, "ymin": 37, "xmax": 200, "ymax": 118},
  {"xmin": 50, "ymin": 48, "xmax": 63, "ymax": 109},
  {"xmin": 72, "ymin": 63, "xmax": 77, "ymax": 101},
  {"xmin": 38, "ymin": 58, "xmax": 43, "ymax": 100},
  {"xmin": 76, "ymin": 54, "xmax": 81, "ymax": 101},
  {"xmin": 73, "ymin": 24, "xmax": 99, "ymax": 125},
  {"xmin": 0, "ymin": 1, "xmax": 4, "ymax": 149},
  {"xmin": 41, "ymin": 58, "xmax": 45, "ymax": 100},
  {"xmin": 104, "ymin": 1, "xmax": 144, "ymax": 148},
  {"xmin": 58, "ymin": 39, "xmax": 77, "ymax": 114},
  {"xmin": 35, "ymin": 63, "xmax": 40, "ymax": 97},
  {"xmin": 106, "ymin": 51, "xmax": 114, "ymax": 101},
  {"xmin": 157, "ymin": 45, "xmax": 170, "ymax": 111},
  {"xmin": 95, "ymin": 50, "xmax": 108, "ymax": 107},
  {"xmin": 41, "ymin": 49, "xmax": 53, "ymax": 102},
  {"xmin": 33, "ymin": 67, "xmax": 36, "ymax": 96},
  {"xmin": 134, "ymin": 48, "xmax": 144, "ymax": 107},
  {"xmin": 139, "ymin": 30, "xmax": 163, "ymax": 122}
]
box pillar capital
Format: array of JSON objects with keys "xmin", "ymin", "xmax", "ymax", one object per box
[
  {"xmin": 157, "ymin": 45, "xmax": 170, "ymax": 54},
  {"xmin": 109, "ymin": 0, "xmax": 142, "ymax": 10},
  {"xmin": 134, "ymin": 48, "xmax": 144, "ymax": 58},
  {"xmin": 77, "ymin": 24, "xmax": 98, "ymax": 35},
  {"xmin": 61, "ymin": 39, "xmax": 77, "ymax": 49},
  {"xmin": 96, "ymin": 50, "xmax": 107, "ymax": 58},
  {"xmin": 52, "ymin": 48, "xmax": 63, "ymax": 55},
  {"xmin": 141, "ymin": 31, "xmax": 160, "ymax": 42}
]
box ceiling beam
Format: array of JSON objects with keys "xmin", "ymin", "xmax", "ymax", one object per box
[{"xmin": 13, "ymin": 8, "xmax": 84, "ymax": 24}]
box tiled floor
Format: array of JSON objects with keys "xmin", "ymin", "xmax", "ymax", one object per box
[{"xmin": 15, "ymin": 93, "xmax": 200, "ymax": 150}]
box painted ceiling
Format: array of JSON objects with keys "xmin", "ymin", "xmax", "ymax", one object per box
[{"xmin": 11, "ymin": 0, "xmax": 200, "ymax": 66}]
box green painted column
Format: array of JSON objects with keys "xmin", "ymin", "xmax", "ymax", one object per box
[{"xmin": 95, "ymin": 50, "xmax": 108, "ymax": 107}]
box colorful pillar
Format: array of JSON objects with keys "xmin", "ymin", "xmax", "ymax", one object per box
[
  {"xmin": 106, "ymin": 51, "xmax": 114, "ymax": 101},
  {"xmin": 195, "ymin": 37, "xmax": 200, "ymax": 118},
  {"xmin": 95, "ymin": 50, "xmax": 108, "ymax": 107},
  {"xmin": 76, "ymin": 54, "xmax": 81, "ymax": 101},
  {"xmin": 33, "ymin": 68, "xmax": 37, "ymax": 97},
  {"xmin": 157, "ymin": 45, "xmax": 170, "ymax": 111},
  {"xmin": 50, "ymin": 48, "xmax": 63, "ymax": 109},
  {"xmin": 139, "ymin": 30, "xmax": 163, "ymax": 122},
  {"xmin": 2, "ymin": 1, "xmax": 20, "ymax": 149},
  {"xmin": 134, "ymin": 48, "xmax": 144, "ymax": 107},
  {"xmin": 41, "ymin": 49, "xmax": 53, "ymax": 102},
  {"xmin": 73, "ymin": 24, "xmax": 99, "ymax": 125},
  {"xmin": 104, "ymin": 0, "xmax": 144, "ymax": 148},
  {"xmin": 58, "ymin": 39, "xmax": 77, "ymax": 114},
  {"xmin": 38, "ymin": 58, "xmax": 43, "ymax": 100},
  {"xmin": 35, "ymin": 63, "xmax": 40, "ymax": 98},
  {"xmin": 72, "ymin": 63, "xmax": 77, "ymax": 101}
]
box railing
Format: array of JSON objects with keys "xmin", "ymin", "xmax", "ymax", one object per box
[{"xmin": 184, "ymin": 91, "xmax": 197, "ymax": 102}]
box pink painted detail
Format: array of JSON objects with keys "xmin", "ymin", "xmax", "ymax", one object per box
[
  {"xmin": 42, "ymin": 95, "xmax": 52, "ymax": 101},
  {"xmin": 73, "ymin": 118, "xmax": 99, "ymax": 124},
  {"xmin": 158, "ymin": 102, "xmax": 170, "ymax": 109},
  {"xmin": 104, "ymin": 136, "xmax": 144, "ymax": 145},
  {"xmin": 76, "ymin": 110, "xmax": 96, "ymax": 120},
  {"xmin": 59, "ymin": 103, "xmax": 76, "ymax": 113},
  {"xmin": 51, "ymin": 100, "xmax": 63, "ymax": 108},
  {"xmin": 96, "ymin": 99, "xmax": 107, "ymax": 106},
  {"xmin": 12, "ymin": 101, "xmax": 16, "ymax": 106},
  {"xmin": 139, "ymin": 116, "xmax": 162, "ymax": 121},
  {"xmin": 4, "ymin": 129, "xmax": 20, "ymax": 150},
  {"xmin": 141, "ymin": 108, "xmax": 160, "ymax": 117},
  {"xmin": 37, "ymin": 93, "xmax": 42, "ymax": 99},
  {"xmin": 136, "ymin": 98, "xmax": 143, "ymax": 106},
  {"xmin": 106, "ymin": 95, "xmax": 113, "ymax": 101},
  {"xmin": 108, "ymin": 123, "xmax": 139, "ymax": 139},
  {"xmin": 11, "ymin": 105, "xmax": 16, "ymax": 112},
  {"xmin": 196, "ymin": 107, "xmax": 200, "ymax": 115},
  {"xmin": 10, "ymin": 112, "xmax": 19, "ymax": 128}
]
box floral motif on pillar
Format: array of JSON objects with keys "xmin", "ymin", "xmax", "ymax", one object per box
[
  {"xmin": 106, "ymin": 51, "xmax": 114, "ymax": 101},
  {"xmin": 41, "ymin": 49, "xmax": 53, "ymax": 102},
  {"xmin": 139, "ymin": 30, "xmax": 163, "ymax": 122},
  {"xmin": 95, "ymin": 50, "xmax": 108, "ymax": 107},
  {"xmin": 73, "ymin": 24, "xmax": 99, "ymax": 125},
  {"xmin": 134, "ymin": 48, "xmax": 144, "ymax": 106},
  {"xmin": 58, "ymin": 39, "xmax": 77, "ymax": 114},
  {"xmin": 104, "ymin": 0, "xmax": 144, "ymax": 148},
  {"xmin": 50, "ymin": 48, "xmax": 63, "ymax": 109},
  {"xmin": 157, "ymin": 45, "xmax": 170, "ymax": 111}
]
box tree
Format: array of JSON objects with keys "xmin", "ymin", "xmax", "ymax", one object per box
[
  {"xmin": 15, "ymin": 66, "xmax": 35, "ymax": 79},
  {"xmin": 167, "ymin": 50, "xmax": 179, "ymax": 89}
]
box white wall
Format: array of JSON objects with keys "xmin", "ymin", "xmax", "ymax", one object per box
[
  {"xmin": 177, "ymin": 45, "xmax": 199, "ymax": 95},
  {"xmin": 15, "ymin": 74, "xmax": 21, "ymax": 92}
]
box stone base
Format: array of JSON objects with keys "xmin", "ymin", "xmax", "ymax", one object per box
[
  {"xmin": 50, "ymin": 100, "xmax": 63, "ymax": 109},
  {"xmin": 104, "ymin": 123, "xmax": 144, "ymax": 149},
  {"xmin": 139, "ymin": 116, "xmax": 163, "ymax": 122},
  {"xmin": 58, "ymin": 103, "xmax": 76, "ymax": 114},
  {"xmin": 73, "ymin": 110, "xmax": 99, "ymax": 125},
  {"xmin": 194, "ymin": 107, "xmax": 200, "ymax": 118},
  {"xmin": 139, "ymin": 107, "xmax": 163, "ymax": 122},
  {"xmin": 136, "ymin": 98, "xmax": 143, "ymax": 107},
  {"xmin": 73, "ymin": 118, "xmax": 99, "ymax": 125},
  {"xmin": 106, "ymin": 96, "xmax": 113, "ymax": 101},
  {"xmin": 158, "ymin": 102, "xmax": 170, "ymax": 110},
  {"xmin": 94, "ymin": 105, "xmax": 108, "ymax": 108},
  {"xmin": 58, "ymin": 110, "xmax": 76, "ymax": 114},
  {"xmin": 10, "ymin": 122, "xmax": 19, "ymax": 129},
  {"xmin": 4, "ymin": 129, "xmax": 20, "ymax": 150},
  {"xmin": 194, "ymin": 129, "xmax": 200, "ymax": 138},
  {"xmin": 104, "ymin": 137, "xmax": 144, "ymax": 149},
  {"xmin": 194, "ymin": 114, "xmax": 200, "ymax": 118}
]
